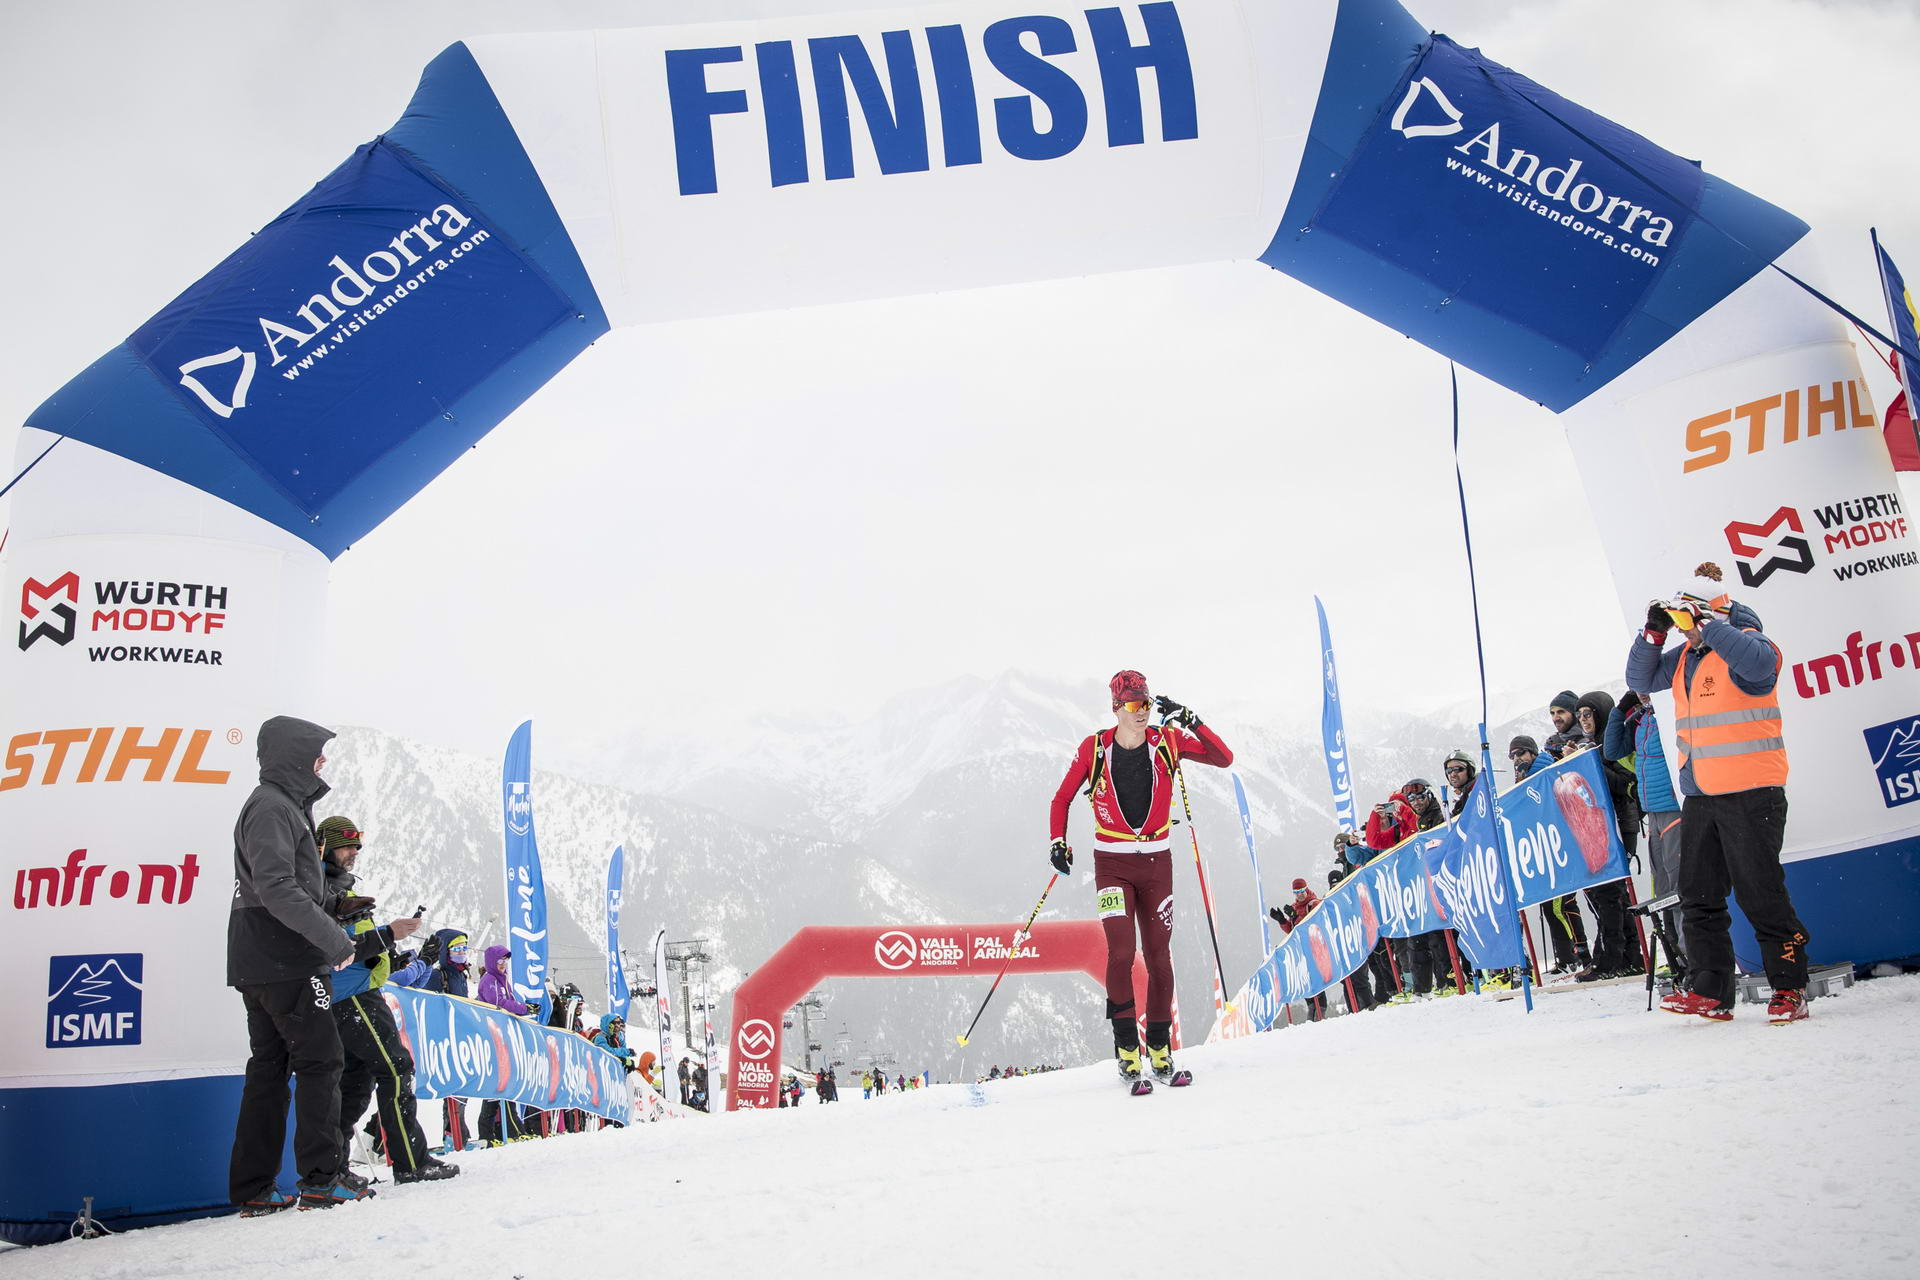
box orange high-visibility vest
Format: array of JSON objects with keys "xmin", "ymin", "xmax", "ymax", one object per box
[{"xmin": 1670, "ymin": 635, "xmax": 1789, "ymax": 792}]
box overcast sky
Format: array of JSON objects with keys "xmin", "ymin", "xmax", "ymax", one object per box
[{"xmin": 3, "ymin": 0, "xmax": 1917, "ymax": 763}]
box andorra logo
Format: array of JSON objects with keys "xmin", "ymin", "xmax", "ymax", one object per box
[
  {"xmin": 736, "ymin": 1018, "xmax": 774, "ymax": 1058},
  {"xmin": 873, "ymin": 930, "xmax": 916, "ymax": 970},
  {"xmin": 176, "ymin": 347, "xmax": 257, "ymax": 419},
  {"xmin": 1390, "ymin": 76, "xmax": 1464, "ymax": 140}
]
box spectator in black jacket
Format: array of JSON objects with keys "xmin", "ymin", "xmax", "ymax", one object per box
[
  {"xmin": 226, "ymin": 717, "xmax": 367, "ymax": 1214},
  {"xmin": 1575, "ymin": 691, "xmax": 1646, "ymax": 980}
]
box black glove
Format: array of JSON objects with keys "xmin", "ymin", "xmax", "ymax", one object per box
[
  {"xmin": 1048, "ymin": 838, "xmax": 1073, "ymax": 876},
  {"xmin": 418, "ymin": 933, "xmax": 443, "ymax": 968},
  {"xmin": 394, "ymin": 949, "xmax": 417, "ymax": 969},
  {"xmin": 1619, "ymin": 690, "xmax": 1642, "ymax": 718},
  {"xmin": 1282, "ymin": 903, "xmax": 1298, "ymax": 923},
  {"xmin": 1644, "ymin": 600, "xmax": 1673, "ymax": 637},
  {"xmin": 1268, "ymin": 906, "xmax": 1286, "ymax": 925},
  {"xmin": 334, "ymin": 894, "xmax": 377, "ymax": 920},
  {"xmin": 352, "ymin": 925, "xmax": 391, "ymax": 963},
  {"xmin": 1154, "ymin": 695, "xmax": 1200, "ymax": 729}
]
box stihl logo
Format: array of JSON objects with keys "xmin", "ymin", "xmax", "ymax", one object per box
[
  {"xmin": 873, "ymin": 931, "xmax": 916, "ymax": 970},
  {"xmin": 18, "ymin": 574, "xmax": 80, "ymax": 650},
  {"xmin": 1724, "ymin": 507, "xmax": 1814, "ymax": 587},
  {"xmin": 736, "ymin": 1018, "xmax": 774, "ymax": 1058}
]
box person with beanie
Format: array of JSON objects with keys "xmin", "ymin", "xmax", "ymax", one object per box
[
  {"xmin": 475, "ymin": 945, "xmax": 533, "ymax": 1143},
  {"xmin": 1544, "ymin": 690, "xmax": 1583, "ymax": 760},
  {"xmin": 1527, "ymin": 710, "xmax": 1595, "ymax": 976},
  {"xmin": 1508, "ymin": 735, "xmax": 1543, "ymax": 781},
  {"xmin": 1269, "ymin": 877, "xmax": 1328, "ymax": 1020},
  {"xmin": 1571, "ymin": 693, "xmax": 1646, "ymax": 980},
  {"xmin": 1604, "ymin": 691, "xmax": 1687, "ymax": 975},
  {"xmin": 1629, "ymin": 581, "xmax": 1809, "ymax": 1025},
  {"xmin": 390, "ymin": 925, "xmax": 474, "ymax": 1151},
  {"xmin": 1049, "ymin": 670, "xmax": 1232, "ymax": 1088},
  {"xmin": 317, "ymin": 817, "xmax": 455, "ymax": 1185}
]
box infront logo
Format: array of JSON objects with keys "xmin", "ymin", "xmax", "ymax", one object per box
[
  {"xmin": 873, "ymin": 930, "xmax": 916, "ymax": 970},
  {"xmin": 18, "ymin": 573, "xmax": 79, "ymax": 650},
  {"xmin": 736, "ymin": 1018, "xmax": 775, "ymax": 1058},
  {"xmin": 1390, "ymin": 77, "xmax": 1464, "ymax": 139}
]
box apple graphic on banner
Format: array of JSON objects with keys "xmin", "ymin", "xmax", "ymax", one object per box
[
  {"xmin": 589, "ymin": 1055, "xmax": 602, "ymax": 1107},
  {"xmin": 488, "ymin": 1020, "xmax": 511, "ymax": 1091},
  {"xmin": 1426, "ymin": 868, "xmax": 1449, "ymax": 921},
  {"xmin": 546, "ymin": 1037, "xmax": 563, "ymax": 1102},
  {"xmin": 1357, "ymin": 885, "xmax": 1380, "ymax": 950},
  {"xmin": 1552, "ymin": 771, "xmax": 1614, "ymax": 874},
  {"xmin": 382, "ymin": 992, "xmax": 415, "ymax": 1058},
  {"xmin": 1308, "ymin": 925, "xmax": 1333, "ymax": 982}
]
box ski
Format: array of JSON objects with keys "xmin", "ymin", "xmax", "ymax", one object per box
[
  {"xmin": 1156, "ymin": 1069, "xmax": 1193, "ymax": 1087},
  {"xmin": 1127, "ymin": 1076, "xmax": 1154, "ymax": 1096}
]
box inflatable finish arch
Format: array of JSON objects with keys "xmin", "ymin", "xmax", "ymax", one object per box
[
  {"xmin": 727, "ymin": 921, "xmax": 1155, "ymax": 1110},
  {"xmin": 3, "ymin": 0, "xmax": 1915, "ymax": 1240}
]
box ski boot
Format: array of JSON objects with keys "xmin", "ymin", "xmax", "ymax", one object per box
[
  {"xmin": 1660, "ymin": 990, "xmax": 1732, "ymax": 1022},
  {"xmin": 1144, "ymin": 1042, "xmax": 1192, "ymax": 1087},
  {"xmin": 297, "ymin": 1169, "xmax": 376, "ymax": 1210},
  {"xmin": 1116, "ymin": 1046, "xmax": 1153, "ymax": 1096},
  {"xmin": 238, "ymin": 1189, "xmax": 298, "ymax": 1218},
  {"xmin": 394, "ymin": 1157, "xmax": 462, "ymax": 1185},
  {"xmin": 1766, "ymin": 989, "xmax": 1810, "ymax": 1026}
]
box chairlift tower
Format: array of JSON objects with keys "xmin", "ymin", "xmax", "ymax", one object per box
[{"xmin": 664, "ymin": 939, "xmax": 711, "ymax": 1056}]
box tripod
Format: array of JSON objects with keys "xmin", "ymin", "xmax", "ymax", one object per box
[{"xmin": 1629, "ymin": 891, "xmax": 1688, "ymax": 1010}]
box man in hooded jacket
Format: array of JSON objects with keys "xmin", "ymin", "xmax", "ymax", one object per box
[{"xmin": 227, "ymin": 716, "xmax": 365, "ymax": 1213}]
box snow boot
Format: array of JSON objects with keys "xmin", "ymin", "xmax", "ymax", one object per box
[
  {"xmin": 238, "ymin": 1189, "xmax": 298, "ymax": 1218},
  {"xmin": 298, "ymin": 1169, "xmax": 375, "ymax": 1210},
  {"xmin": 393, "ymin": 1157, "xmax": 461, "ymax": 1185},
  {"xmin": 1145, "ymin": 1042, "xmax": 1192, "ymax": 1087},
  {"xmin": 1660, "ymin": 990, "xmax": 1732, "ymax": 1022},
  {"xmin": 1767, "ymin": 989, "xmax": 1810, "ymax": 1026}
]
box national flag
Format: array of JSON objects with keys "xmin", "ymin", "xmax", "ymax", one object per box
[{"xmin": 1872, "ymin": 229, "xmax": 1920, "ymax": 471}]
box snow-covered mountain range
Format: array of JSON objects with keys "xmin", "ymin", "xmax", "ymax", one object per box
[{"xmin": 328, "ymin": 671, "xmax": 1589, "ymax": 1079}]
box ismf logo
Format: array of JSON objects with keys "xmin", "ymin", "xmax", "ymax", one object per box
[
  {"xmin": 1863, "ymin": 713, "xmax": 1920, "ymax": 809},
  {"xmin": 18, "ymin": 573, "xmax": 79, "ymax": 650},
  {"xmin": 47, "ymin": 953, "xmax": 143, "ymax": 1048},
  {"xmin": 736, "ymin": 1018, "xmax": 775, "ymax": 1058},
  {"xmin": 1724, "ymin": 507, "xmax": 1815, "ymax": 587},
  {"xmin": 873, "ymin": 930, "xmax": 916, "ymax": 971}
]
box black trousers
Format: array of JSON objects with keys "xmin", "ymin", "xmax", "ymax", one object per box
[
  {"xmin": 1585, "ymin": 880, "xmax": 1641, "ymax": 974},
  {"xmin": 335, "ymin": 992, "xmax": 430, "ymax": 1174},
  {"xmin": 477, "ymin": 1098, "xmax": 526, "ymax": 1143},
  {"xmin": 1543, "ymin": 894, "xmax": 1590, "ymax": 967},
  {"xmin": 1680, "ymin": 787, "xmax": 1808, "ymax": 1006},
  {"xmin": 230, "ymin": 974, "xmax": 343, "ymax": 1201}
]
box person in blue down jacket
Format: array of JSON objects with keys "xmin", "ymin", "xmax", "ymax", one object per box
[{"xmin": 1604, "ymin": 691, "xmax": 1687, "ymax": 972}]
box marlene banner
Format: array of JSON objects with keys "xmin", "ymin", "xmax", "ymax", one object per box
[
  {"xmin": 384, "ymin": 986, "xmax": 632, "ymax": 1125},
  {"xmin": 1212, "ymin": 749, "xmax": 1628, "ymax": 1038}
]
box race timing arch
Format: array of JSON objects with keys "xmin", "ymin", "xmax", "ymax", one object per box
[
  {"xmin": 727, "ymin": 922, "xmax": 1158, "ymax": 1110},
  {"xmin": 2, "ymin": 0, "xmax": 1915, "ymax": 1240}
]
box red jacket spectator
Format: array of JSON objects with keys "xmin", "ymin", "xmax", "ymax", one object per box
[{"xmin": 1364, "ymin": 795, "xmax": 1417, "ymax": 851}]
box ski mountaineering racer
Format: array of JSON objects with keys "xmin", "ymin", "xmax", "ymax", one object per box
[{"xmin": 1049, "ymin": 671, "xmax": 1232, "ymax": 1092}]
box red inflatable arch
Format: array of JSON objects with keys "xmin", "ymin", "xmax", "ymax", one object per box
[{"xmin": 727, "ymin": 921, "xmax": 1168, "ymax": 1110}]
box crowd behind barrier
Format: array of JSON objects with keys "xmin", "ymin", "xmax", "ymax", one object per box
[{"xmin": 1214, "ymin": 685, "xmax": 1687, "ymax": 1040}]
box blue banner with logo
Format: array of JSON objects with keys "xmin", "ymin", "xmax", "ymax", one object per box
[
  {"xmin": 1315, "ymin": 596, "xmax": 1358, "ymax": 832},
  {"xmin": 501, "ymin": 720, "xmax": 550, "ymax": 1007},
  {"xmin": 606, "ymin": 844, "xmax": 630, "ymax": 1023},
  {"xmin": 1230, "ymin": 772, "xmax": 1273, "ymax": 953},
  {"xmin": 1497, "ymin": 748, "xmax": 1632, "ymax": 909},
  {"xmin": 1220, "ymin": 750, "xmax": 1624, "ymax": 1021},
  {"xmin": 384, "ymin": 987, "xmax": 631, "ymax": 1124}
]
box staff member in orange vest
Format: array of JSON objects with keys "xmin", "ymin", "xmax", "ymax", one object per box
[
  {"xmin": 1048, "ymin": 671, "xmax": 1233, "ymax": 1086},
  {"xmin": 1626, "ymin": 576, "xmax": 1810, "ymax": 1025}
]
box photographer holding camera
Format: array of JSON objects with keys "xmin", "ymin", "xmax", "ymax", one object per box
[
  {"xmin": 1627, "ymin": 574, "xmax": 1810, "ymax": 1025},
  {"xmin": 318, "ymin": 816, "xmax": 459, "ymax": 1184}
]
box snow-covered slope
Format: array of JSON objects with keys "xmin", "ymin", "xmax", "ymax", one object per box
[{"xmin": 10, "ymin": 978, "xmax": 1916, "ymax": 1276}]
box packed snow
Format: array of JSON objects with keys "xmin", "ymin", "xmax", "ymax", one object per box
[{"xmin": 10, "ymin": 976, "xmax": 1916, "ymax": 1278}]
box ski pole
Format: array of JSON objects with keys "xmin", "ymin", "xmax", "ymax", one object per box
[
  {"xmin": 956, "ymin": 873, "xmax": 1058, "ymax": 1046},
  {"xmin": 1168, "ymin": 750, "xmax": 1234, "ymax": 1013}
]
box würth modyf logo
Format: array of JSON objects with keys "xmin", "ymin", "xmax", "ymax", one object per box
[
  {"xmin": 873, "ymin": 930, "xmax": 916, "ymax": 970},
  {"xmin": 736, "ymin": 1018, "xmax": 775, "ymax": 1058},
  {"xmin": 47, "ymin": 953, "xmax": 144, "ymax": 1048},
  {"xmin": 18, "ymin": 573, "xmax": 79, "ymax": 650},
  {"xmin": 1724, "ymin": 507, "xmax": 1815, "ymax": 587}
]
